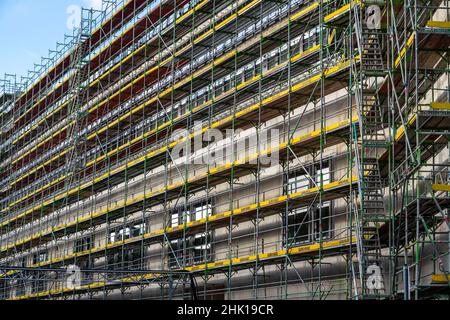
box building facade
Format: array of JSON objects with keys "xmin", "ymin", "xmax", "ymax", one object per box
[{"xmin": 0, "ymin": 0, "xmax": 449, "ymax": 300}]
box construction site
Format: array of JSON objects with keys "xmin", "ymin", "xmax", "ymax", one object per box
[{"xmin": 0, "ymin": 0, "xmax": 449, "ymax": 300}]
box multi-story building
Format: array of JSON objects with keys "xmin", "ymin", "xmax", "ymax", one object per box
[{"xmin": 0, "ymin": 0, "xmax": 449, "ymax": 300}]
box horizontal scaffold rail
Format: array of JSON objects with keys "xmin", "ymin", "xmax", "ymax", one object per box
[
  {"xmin": 12, "ymin": 0, "xmax": 189, "ymax": 130},
  {"xmin": 11, "ymin": 0, "xmax": 226, "ymax": 145},
  {"xmin": 9, "ymin": 0, "xmax": 244, "ymax": 164},
  {"xmin": 2, "ymin": 1, "xmax": 315, "ymax": 202},
  {"xmin": 8, "ymin": 236, "xmax": 357, "ymax": 300},
  {"xmin": 0, "ymin": 55, "xmax": 359, "ymax": 233},
  {"xmin": 0, "ymin": 116, "xmax": 359, "ymax": 256},
  {"xmin": 6, "ymin": 42, "xmax": 323, "ymax": 210},
  {"xmin": 378, "ymin": 21, "xmax": 450, "ymax": 115},
  {"xmin": 1, "ymin": 0, "xmax": 450, "ymax": 302},
  {"xmin": 1, "ymin": 176, "xmax": 358, "ymax": 279},
  {"xmin": 15, "ymin": 0, "xmax": 352, "ymax": 123},
  {"xmin": 378, "ymin": 195, "xmax": 450, "ymax": 245},
  {"xmin": 378, "ymin": 106, "xmax": 450, "ymax": 181},
  {"xmin": 8, "ymin": 0, "xmax": 322, "ymax": 175}
]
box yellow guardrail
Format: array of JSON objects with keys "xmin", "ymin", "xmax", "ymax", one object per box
[
  {"xmin": 1, "ymin": 176, "xmax": 358, "ymax": 281},
  {"xmin": 8, "ymin": 235, "xmax": 357, "ymax": 300},
  {"xmin": 13, "ymin": 0, "xmax": 215, "ymax": 145},
  {"xmin": 324, "ymin": 0, "xmax": 360, "ymax": 23},
  {"xmin": 0, "ymin": 116, "xmax": 359, "ymax": 253},
  {"xmin": 430, "ymin": 102, "xmax": 450, "ymax": 110},
  {"xmin": 2, "ymin": 54, "xmax": 355, "ymax": 222},
  {"xmin": 4, "ymin": 41, "xmax": 335, "ymax": 216},
  {"xmin": 431, "ymin": 274, "xmax": 450, "ymax": 284},
  {"xmin": 432, "ymin": 184, "xmax": 450, "ymax": 192},
  {"xmin": 11, "ymin": 0, "xmax": 310, "ymax": 176},
  {"xmin": 426, "ymin": 21, "xmax": 450, "ymax": 29}
]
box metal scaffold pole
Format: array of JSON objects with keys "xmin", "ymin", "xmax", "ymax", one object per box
[{"xmin": 0, "ymin": 0, "xmax": 449, "ymax": 300}]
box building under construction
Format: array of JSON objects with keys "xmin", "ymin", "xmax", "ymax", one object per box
[{"xmin": 0, "ymin": 0, "xmax": 449, "ymax": 300}]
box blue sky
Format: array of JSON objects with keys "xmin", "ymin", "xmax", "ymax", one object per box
[{"xmin": 0, "ymin": 0, "xmax": 102, "ymax": 79}]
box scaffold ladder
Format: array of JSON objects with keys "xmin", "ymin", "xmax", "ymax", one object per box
[
  {"xmin": 353, "ymin": 1, "xmax": 388, "ymax": 299},
  {"xmin": 65, "ymin": 12, "xmax": 92, "ymax": 189}
]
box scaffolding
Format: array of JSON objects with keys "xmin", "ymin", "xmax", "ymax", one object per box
[{"xmin": 0, "ymin": 0, "xmax": 449, "ymax": 300}]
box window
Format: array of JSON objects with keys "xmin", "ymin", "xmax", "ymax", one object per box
[
  {"xmin": 169, "ymin": 240, "xmax": 183, "ymax": 268},
  {"xmin": 235, "ymin": 69, "xmax": 244, "ymax": 86},
  {"xmin": 287, "ymin": 203, "xmax": 332, "ymax": 246},
  {"xmin": 109, "ymin": 221, "xmax": 146, "ymax": 244},
  {"xmin": 14, "ymin": 258, "xmax": 27, "ymax": 297},
  {"xmin": 261, "ymin": 56, "xmax": 269, "ymax": 73},
  {"xmin": 171, "ymin": 208, "xmax": 191, "ymax": 227},
  {"xmin": 315, "ymin": 163, "xmax": 330, "ymax": 186},
  {"xmin": 109, "ymin": 231, "xmax": 116, "ymax": 244},
  {"xmin": 123, "ymin": 247, "xmax": 142, "ymax": 268},
  {"xmin": 280, "ymin": 44, "xmax": 289, "ymax": 63},
  {"xmin": 131, "ymin": 223, "xmax": 145, "ymax": 237},
  {"xmin": 192, "ymin": 232, "xmax": 212, "ymax": 264},
  {"xmin": 244, "ymin": 66, "xmax": 254, "ymax": 82},
  {"xmin": 194, "ymin": 203, "xmax": 212, "ymax": 221},
  {"xmin": 15, "ymin": 277, "xmax": 26, "ymax": 297},
  {"xmin": 32, "ymin": 251, "xmax": 48, "ymax": 265},
  {"xmin": 223, "ymin": 75, "xmax": 232, "ymax": 92},
  {"xmin": 77, "ymin": 259, "xmax": 94, "ymax": 281},
  {"xmin": 288, "ymin": 159, "xmax": 332, "ymax": 193},
  {"xmin": 107, "ymin": 246, "xmax": 142, "ymax": 270},
  {"xmin": 215, "ymin": 79, "xmax": 224, "ymax": 96},
  {"xmin": 171, "ymin": 212, "xmax": 180, "ymax": 227},
  {"xmin": 288, "ymin": 170, "xmax": 310, "ymax": 194},
  {"xmin": 268, "ymin": 52, "xmax": 278, "ymax": 69},
  {"xmin": 0, "ymin": 279, "xmax": 5, "ymax": 300},
  {"xmin": 169, "ymin": 201, "xmax": 214, "ymax": 266},
  {"xmin": 31, "ymin": 275, "xmax": 46, "ymax": 294},
  {"xmin": 170, "ymin": 234, "xmax": 213, "ymax": 267},
  {"xmin": 288, "ymin": 208, "xmax": 310, "ymax": 244},
  {"xmin": 172, "ymin": 202, "xmax": 212, "ymax": 227},
  {"xmin": 291, "ymin": 36, "xmax": 302, "ymax": 56},
  {"xmin": 196, "ymin": 89, "xmax": 207, "ymax": 106},
  {"xmin": 303, "ymin": 27, "xmax": 319, "ymax": 51},
  {"xmin": 169, "ymin": 231, "xmax": 212, "ymax": 267},
  {"xmin": 313, "ymin": 202, "xmax": 332, "ymax": 241},
  {"xmin": 285, "ymin": 160, "xmax": 333, "ymax": 246},
  {"xmin": 119, "ymin": 227, "xmax": 131, "ymax": 241},
  {"xmin": 74, "ymin": 236, "xmax": 93, "ymax": 253}
]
